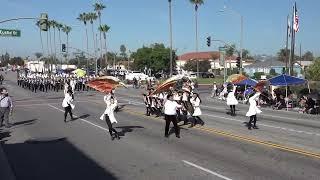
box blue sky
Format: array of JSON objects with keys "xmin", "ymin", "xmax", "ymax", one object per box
[{"xmin": 0, "ymin": 0, "xmax": 319, "ymax": 58}]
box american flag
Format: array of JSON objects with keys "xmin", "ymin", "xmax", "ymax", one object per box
[{"xmin": 293, "ymin": 2, "xmax": 299, "ymax": 33}]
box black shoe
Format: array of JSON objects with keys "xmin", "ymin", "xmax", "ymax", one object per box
[
  {"xmin": 201, "ymin": 122, "xmax": 205, "ymax": 126},
  {"xmin": 248, "ymin": 126, "xmax": 252, "ymax": 130},
  {"xmin": 111, "ymin": 135, "xmax": 115, "ymax": 141},
  {"xmin": 253, "ymin": 126, "xmax": 259, "ymax": 129},
  {"xmin": 164, "ymin": 134, "xmax": 169, "ymax": 138},
  {"xmin": 176, "ymin": 135, "xmax": 180, "ymax": 138}
]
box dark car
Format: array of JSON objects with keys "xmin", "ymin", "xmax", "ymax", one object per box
[{"xmin": 201, "ymin": 72, "xmax": 215, "ymax": 78}]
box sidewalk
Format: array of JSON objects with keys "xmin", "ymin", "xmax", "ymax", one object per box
[{"xmin": 0, "ymin": 138, "xmax": 16, "ymax": 180}]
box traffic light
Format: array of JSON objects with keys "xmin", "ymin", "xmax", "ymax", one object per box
[
  {"xmin": 62, "ymin": 44, "xmax": 66, "ymax": 52},
  {"xmin": 206, "ymin": 36, "xmax": 211, "ymax": 47},
  {"xmin": 236, "ymin": 56, "xmax": 241, "ymax": 68},
  {"xmin": 39, "ymin": 13, "xmax": 48, "ymax": 31}
]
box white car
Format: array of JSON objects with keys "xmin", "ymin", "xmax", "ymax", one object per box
[
  {"xmin": 125, "ymin": 71, "xmax": 149, "ymax": 81},
  {"xmin": 188, "ymin": 73, "xmax": 197, "ymax": 79}
]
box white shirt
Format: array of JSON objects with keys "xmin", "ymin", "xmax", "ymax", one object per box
[{"xmin": 164, "ymin": 100, "xmax": 181, "ymax": 115}]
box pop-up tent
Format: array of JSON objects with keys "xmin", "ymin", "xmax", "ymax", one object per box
[
  {"xmin": 268, "ymin": 74, "xmax": 308, "ymax": 110},
  {"xmin": 268, "ymin": 74, "xmax": 306, "ymax": 86},
  {"xmin": 235, "ymin": 78, "xmax": 257, "ymax": 87}
]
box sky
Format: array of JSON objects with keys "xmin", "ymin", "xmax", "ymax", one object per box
[{"xmin": 0, "ymin": 0, "xmax": 319, "ymax": 58}]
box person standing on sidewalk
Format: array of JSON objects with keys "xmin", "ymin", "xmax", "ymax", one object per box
[
  {"xmin": 0, "ymin": 88, "xmax": 13, "ymax": 128},
  {"xmin": 163, "ymin": 94, "xmax": 182, "ymax": 138}
]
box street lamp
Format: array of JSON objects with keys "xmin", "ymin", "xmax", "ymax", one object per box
[{"xmin": 219, "ymin": 5, "xmax": 243, "ymax": 74}]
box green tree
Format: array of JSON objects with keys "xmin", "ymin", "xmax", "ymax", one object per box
[
  {"xmin": 77, "ymin": 12, "xmax": 89, "ymax": 68},
  {"xmin": 35, "ymin": 21, "xmax": 45, "ymax": 55},
  {"xmin": 94, "ymin": 2, "xmax": 106, "ymax": 60},
  {"xmin": 269, "ymin": 68, "xmax": 277, "ymax": 77},
  {"xmin": 302, "ymin": 51, "xmax": 314, "ymax": 61},
  {"xmin": 226, "ymin": 44, "xmax": 236, "ymax": 57},
  {"xmin": 98, "ymin": 24, "xmax": 111, "ymax": 66},
  {"xmin": 62, "ymin": 25, "xmax": 72, "ymax": 63},
  {"xmin": 132, "ymin": 43, "xmax": 176, "ymax": 72},
  {"xmin": 277, "ymin": 48, "xmax": 290, "ymax": 62},
  {"xmin": 120, "ymin": 44, "xmax": 127, "ymax": 59},
  {"xmin": 10, "ymin": 57, "xmax": 24, "ymax": 66},
  {"xmin": 306, "ymin": 59, "xmax": 320, "ymax": 81},
  {"xmin": 252, "ymin": 72, "xmax": 265, "ymax": 80},
  {"xmin": 34, "ymin": 52, "xmax": 43, "ymax": 59},
  {"xmin": 190, "ymin": 0, "xmax": 204, "ymax": 76},
  {"xmin": 184, "ymin": 60, "xmax": 210, "ymax": 72}
]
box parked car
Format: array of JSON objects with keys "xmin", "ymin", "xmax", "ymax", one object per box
[{"xmin": 201, "ymin": 72, "xmax": 215, "ymax": 78}]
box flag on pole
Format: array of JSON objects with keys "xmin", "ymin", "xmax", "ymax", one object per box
[
  {"xmin": 293, "ymin": 2, "xmax": 299, "ymax": 33},
  {"xmin": 287, "ymin": 15, "xmax": 291, "ymax": 37}
]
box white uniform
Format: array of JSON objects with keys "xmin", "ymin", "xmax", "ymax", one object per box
[
  {"xmin": 246, "ymin": 93, "xmax": 262, "ymax": 117},
  {"xmin": 191, "ymin": 97, "xmax": 202, "ymax": 116},
  {"xmin": 62, "ymin": 93, "xmax": 75, "ymax": 109},
  {"xmin": 100, "ymin": 96, "xmax": 118, "ymax": 124},
  {"xmin": 226, "ymin": 86, "xmax": 238, "ymax": 106}
]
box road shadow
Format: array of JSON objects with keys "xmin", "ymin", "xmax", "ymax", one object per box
[
  {"xmin": 12, "ymin": 119, "xmax": 37, "ymax": 127},
  {"xmin": 168, "ymin": 126, "xmax": 188, "ymax": 136},
  {"xmin": 0, "ymin": 129, "xmax": 11, "ymax": 143},
  {"xmin": 115, "ymin": 105, "xmax": 126, "ymax": 113},
  {"xmin": 71, "ymin": 114, "xmax": 90, "ymax": 121},
  {"xmin": 114, "ymin": 126, "xmax": 144, "ymax": 137},
  {"xmin": 2, "ymin": 138, "xmax": 118, "ymax": 180}
]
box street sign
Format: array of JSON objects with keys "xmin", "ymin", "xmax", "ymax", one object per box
[
  {"xmin": 219, "ymin": 46, "xmax": 226, "ymax": 66},
  {"xmin": 0, "ymin": 29, "xmax": 21, "ymax": 37}
]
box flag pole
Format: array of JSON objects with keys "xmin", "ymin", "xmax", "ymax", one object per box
[
  {"xmin": 290, "ymin": 4, "xmax": 295, "ymax": 76},
  {"xmin": 285, "ymin": 14, "xmax": 289, "ymax": 74}
]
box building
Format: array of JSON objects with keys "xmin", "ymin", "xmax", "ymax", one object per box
[
  {"xmin": 177, "ymin": 51, "xmax": 253, "ymax": 71},
  {"xmin": 244, "ymin": 59, "xmax": 285, "ymax": 77}
]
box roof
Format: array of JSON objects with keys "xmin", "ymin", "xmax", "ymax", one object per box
[
  {"xmin": 178, "ymin": 51, "xmax": 238, "ymax": 61},
  {"xmin": 178, "ymin": 51, "xmax": 220, "ymax": 61},
  {"xmin": 244, "ymin": 59, "xmax": 285, "ymax": 68}
]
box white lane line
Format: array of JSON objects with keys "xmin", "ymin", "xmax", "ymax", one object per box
[
  {"xmin": 47, "ymin": 104, "xmax": 109, "ymax": 131},
  {"xmin": 182, "ymin": 160, "xmax": 233, "ymax": 180},
  {"xmin": 117, "ymin": 98, "xmax": 320, "ymax": 137}
]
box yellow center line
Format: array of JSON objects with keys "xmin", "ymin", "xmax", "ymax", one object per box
[{"xmin": 86, "ymin": 98, "xmax": 320, "ymax": 159}]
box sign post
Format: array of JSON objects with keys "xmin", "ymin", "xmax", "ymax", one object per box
[
  {"xmin": 0, "ymin": 29, "xmax": 21, "ymax": 37},
  {"xmin": 219, "ymin": 46, "xmax": 226, "ymax": 82}
]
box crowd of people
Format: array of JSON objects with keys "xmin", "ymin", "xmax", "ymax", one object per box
[{"xmin": 16, "ymin": 73, "xmax": 98, "ymax": 93}]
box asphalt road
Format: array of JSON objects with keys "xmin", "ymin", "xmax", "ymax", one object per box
[{"xmin": 1, "ymin": 72, "xmax": 320, "ymax": 180}]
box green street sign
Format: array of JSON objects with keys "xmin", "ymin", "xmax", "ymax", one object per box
[{"xmin": 0, "ymin": 29, "xmax": 21, "ymax": 37}]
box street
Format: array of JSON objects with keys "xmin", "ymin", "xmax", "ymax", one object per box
[{"xmin": 1, "ymin": 72, "xmax": 320, "ymax": 180}]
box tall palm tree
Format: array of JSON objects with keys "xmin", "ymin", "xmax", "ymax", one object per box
[
  {"xmin": 87, "ymin": 12, "xmax": 98, "ymax": 73},
  {"xmin": 168, "ymin": 0, "xmax": 173, "ymax": 77},
  {"xmin": 98, "ymin": 24, "xmax": 110, "ymax": 67},
  {"xmin": 94, "ymin": 2, "xmax": 106, "ymax": 61},
  {"xmin": 56, "ymin": 23, "xmax": 64, "ymax": 60},
  {"xmin": 35, "ymin": 21, "xmax": 45, "ymax": 56},
  {"xmin": 190, "ymin": 0, "xmax": 204, "ymax": 77},
  {"xmin": 50, "ymin": 20, "xmax": 58, "ymax": 67},
  {"xmin": 62, "ymin": 25, "xmax": 72, "ymax": 64},
  {"xmin": 77, "ymin": 12, "xmax": 89, "ymax": 70}
]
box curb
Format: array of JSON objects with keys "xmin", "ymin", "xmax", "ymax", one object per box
[{"xmin": 0, "ymin": 141, "xmax": 16, "ymax": 180}]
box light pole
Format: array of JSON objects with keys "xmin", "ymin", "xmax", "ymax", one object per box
[
  {"xmin": 168, "ymin": 0, "xmax": 173, "ymax": 77},
  {"xmin": 219, "ymin": 6, "xmax": 244, "ymax": 74}
]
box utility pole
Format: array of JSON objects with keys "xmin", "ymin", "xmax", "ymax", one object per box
[
  {"xmin": 169, "ymin": 0, "xmax": 173, "ymax": 77},
  {"xmin": 285, "ymin": 14, "xmax": 289, "ymax": 74},
  {"xmin": 239, "ymin": 15, "xmax": 243, "ymax": 74}
]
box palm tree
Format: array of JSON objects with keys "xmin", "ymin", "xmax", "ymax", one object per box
[
  {"xmin": 35, "ymin": 21, "xmax": 45, "ymax": 56},
  {"xmin": 50, "ymin": 20, "xmax": 58, "ymax": 67},
  {"xmin": 87, "ymin": 12, "xmax": 98, "ymax": 73},
  {"xmin": 77, "ymin": 12, "xmax": 89, "ymax": 71},
  {"xmin": 98, "ymin": 24, "xmax": 110, "ymax": 67},
  {"xmin": 190, "ymin": 0, "xmax": 204, "ymax": 77},
  {"xmin": 94, "ymin": 2, "xmax": 106, "ymax": 61},
  {"xmin": 62, "ymin": 25, "xmax": 72, "ymax": 64},
  {"xmin": 56, "ymin": 23, "xmax": 64, "ymax": 61}
]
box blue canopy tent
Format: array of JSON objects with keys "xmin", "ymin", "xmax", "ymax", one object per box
[
  {"xmin": 235, "ymin": 78, "xmax": 257, "ymax": 87},
  {"xmin": 268, "ymin": 74, "xmax": 306, "ymax": 86},
  {"xmin": 268, "ymin": 74, "xmax": 309, "ymax": 110}
]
